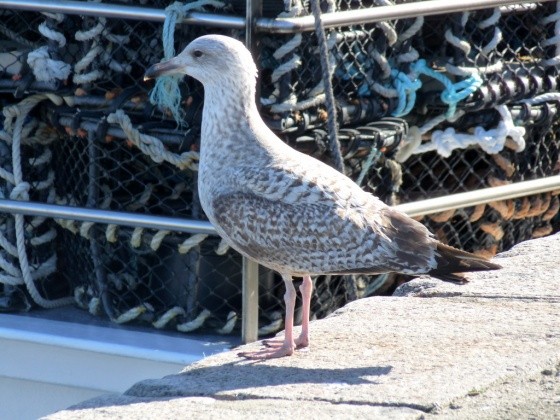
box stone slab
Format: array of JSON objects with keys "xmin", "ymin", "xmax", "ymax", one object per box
[{"xmin": 46, "ymin": 233, "xmax": 560, "ymax": 419}]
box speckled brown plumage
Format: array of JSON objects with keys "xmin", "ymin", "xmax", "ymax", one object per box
[{"xmin": 144, "ymin": 35, "xmax": 501, "ymax": 359}]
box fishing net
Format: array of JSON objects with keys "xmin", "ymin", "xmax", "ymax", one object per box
[{"xmin": 0, "ymin": 1, "xmax": 557, "ymax": 336}]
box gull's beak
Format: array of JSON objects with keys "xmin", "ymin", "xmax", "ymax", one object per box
[{"xmin": 143, "ymin": 58, "xmax": 183, "ymax": 81}]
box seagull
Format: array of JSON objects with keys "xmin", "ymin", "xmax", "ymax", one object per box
[{"xmin": 144, "ymin": 35, "xmax": 501, "ymax": 359}]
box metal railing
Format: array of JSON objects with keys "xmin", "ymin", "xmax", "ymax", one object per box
[
  {"xmin": 2, "ymin": 176, "xmax": 559, "ymax": 234},
  {"xmin": 0, "ymin": 0, "xmax": 557, "ymax": 343},
  {"xmin": 0, "ymin": 0, "xmax": 551, "ymax": 33},
  {"xmin": 1, "ymin": 174, "xmax": 559, "ymax": 340}
]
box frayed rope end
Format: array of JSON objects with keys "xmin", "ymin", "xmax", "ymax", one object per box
[{"xmin": 149, "ymin": 74, "xmax": 185, "ymax": 126}]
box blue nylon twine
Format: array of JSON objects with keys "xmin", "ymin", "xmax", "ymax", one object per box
[
  {"xmin": 391, "ymin": 69, "xmax": 422, "ymax": 117},
  {"xmin": 410, "ymin": 59, "xmax": 482, "ymax": 118},
  {"xmin": 149, "ymin": 1, "xmax": 225, "ymax": 124},
  {"xmin": 149, "ymin": 3, "xmax": 185, "ymax": 124}
]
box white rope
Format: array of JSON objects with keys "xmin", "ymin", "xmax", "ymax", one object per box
[
  {"xmin": 445, "ymin": 9, "xmax": 503, "ymax": 75},
  {"xmin": 29, "ymin": 254, "xmax": 57, "ymax": 280},
  {"xmin": 33, "ymin": 170, "xmax": 55, "ymax": 191},
  {"xmin": 130, "ymin": 227, "xmax": 144, "ymax": 248},
  {"xmin": 397, "ymin": 16, "xmax": 424, "ymax": 45},
  {"xmin": 29, "ymin": 228, "xmax": 57, "ymax": 246},
  {"xmin": 106, "ymin": 224, "xmax": 118, "ymax": 243},
  {"xmin": 127, "ymin": 184, "xmax": 153, "ymax": 211},
  {"xmin": 2, "ymin": 94, "xmax": 73, "ymax": 308},
  {"xmin": 262, "ymin": 6, "xmax": 304, "ymax": 109},
  {"xmin": 411, "ymin": 105, "xmax": 525, "ymax": 158},
  {"xmin": 89, "ymin": 184, "xmax": 119, "ymax": 242},
  {"xmin": 178, "ymin": 234, "xmax": 208, "ymax": 253},
  {"xmin": 370, "ymin": 49, "xmax": 392, "ymax": 79},
  {"xmin": 445, "ymin": 28, "xmax": 471, "ymax": 56},
  {"xmin": 521, "ymin": 92, "xmax": 560, "ymax": 105},
  {"xmin": 0, "ymin": 229, "xmax": 22, "ymax": 282},
  {"xmin": 27, "ymin": 15, "xmax": 70, "ymax": 83},
  {"xmin": 263, "ymin": 0, "xmax": 342, "ymax": 112},
  {"xmin": 37, "ymin": 21, "xmax": 66, "ymax": 48},
  {"xmin": 215, "ymin": 311, "xmax": 237, "ymax": 334},
  {"xmin": 88, "ymin": 297, "xmax": 101, "ymax": 315},
  {"xmin": 40, "ymin": 12, "xmax": 65, "ymax": 22},
  {"xmin": 107, "ymin": 110, "xmax": 199, "ymax": 171},
  {"xmin": 30, "ymin": 148, "xmax": 52, "ymax": 166},
  {"xmin": 79, "ymin": 221, "xmax": 95, "ymax": 239},
  {"xmin": 153, "ymin": 306, "xmax": 185, "ymax": 329},
  {"xmin": 73, "ymin": 44, "xmax": 104, "ymax": 84},
  {"xmin": 27, "ymin": 46, "xmax": 71, "ymax": 82},
  {"xmin": 377, "ymin": 21, "xmax": 398, "ymax": 47},
  {"xmin": 215, "ymin": 238, "xmax": 230, "ymax": 255},
  {"xmin": 112, "ymin": 303, "xmax": 154, "ymax": 324},
  {"xmin": 75, "ymin": 21, "xmax": 105, "ymax": 41},
  {"xmin": 73, "ymin": 7, "xmax": 131, "ymax": 84},
  {"xmin": 54, "ymin": 196, "xmax": 79, "ymax": 233},
  {"xmin": 150, "ymin": 230, "xmax": 170, "ymax": 250},
  {"xmin": 270, "ymin": 54, "xmax": 302, "ymax": 84},
  {"xmin": 273, "ymin": 33, "xmax": 303, "ymax": 61},
  {"xmin": 542, "ymin": 1, "xmax": 560, "ymax": 67},
  {"xmin": 258, "ymin": 310, "xmax": 284, "ymax": 335},
  {"xmin": 176, "ymin": 309, "xmax": 211, "ymax": 332}
]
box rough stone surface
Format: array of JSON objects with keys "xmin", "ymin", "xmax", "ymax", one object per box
[
  {"xmin": 427, "ymin": 360, "xmax": 560, "ymax": 419},
  {"xmin": 46, "ymin": 234, "xmax": 560, "ymax": 419}
]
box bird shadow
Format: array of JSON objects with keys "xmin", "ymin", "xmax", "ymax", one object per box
[{"xmin": 66, "ymin": 360, "xmax": 392, "ymax": 411}]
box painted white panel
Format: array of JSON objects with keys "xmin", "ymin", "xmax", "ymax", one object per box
[
  {"xmin": 0, "ymin": 313, "xmax": 233, "ymax": 419},
  {"xmin": 0, "ymin": 376, "xmax": 107, "ymax": 420}
]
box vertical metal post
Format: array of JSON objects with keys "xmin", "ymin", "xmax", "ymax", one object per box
[
  {"xmin": 241, "ymin": 257, "xmax": 259, "ymax": 343},
  {"xmin": 241, "ymin": 0, "xmax": 262, "ymax": 344}
]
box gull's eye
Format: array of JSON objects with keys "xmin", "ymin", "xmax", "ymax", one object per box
[{"xmin": 193, "ymin": 50, "xmax": 203, "ymax": 58}]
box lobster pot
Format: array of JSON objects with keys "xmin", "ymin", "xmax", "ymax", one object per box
[
  {"xmin": 258, "ymin": 2, "xmax": 560, "ymax": 129},
  {"xmin": 51, "ymin": 126, "xmax": 277, "ymax": 329},
  {"xmin": 0, "ymin": 110, "xmax": 70, "ymax": 311},
  {"xmin": 402, "ymin": 109, "xmax": 560, "ymax": 258},
  {"xmin": 57, "ymin": 225, "xmax": 279, "ymax": 329},
  {"xmin": 0, "ymin": 1, "xmax": 558, "ymax": 334},
  {"xmin": 260, "ymin": 1, "xmax": 560, "ymax": 254}
]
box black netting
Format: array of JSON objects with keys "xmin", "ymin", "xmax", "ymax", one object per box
[{"xmin": 0, "ymin": 1, "xmax": 558, "ymax": 336}]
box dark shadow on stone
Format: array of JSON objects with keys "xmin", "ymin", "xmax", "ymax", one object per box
[
  {"xmin": 63, "ymin": 363, "xmax": 392, "ymax": 411},
  {"xmin": 126, "ymin": 362, "xmax": 393, "ymax": 398}
]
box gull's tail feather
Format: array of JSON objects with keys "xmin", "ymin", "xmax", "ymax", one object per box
[{"xmin": 428, "ymin": 243, "xmax": 502, "ymax": 284}]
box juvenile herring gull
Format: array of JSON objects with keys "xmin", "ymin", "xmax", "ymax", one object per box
[{"xmin": 144, "ymin": 35, "xmax": 501, "ymax": 359}]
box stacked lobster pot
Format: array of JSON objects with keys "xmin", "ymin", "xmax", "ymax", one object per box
[{"xmin": 0, "ymin": 0, "xmax": 557, "ymax": 336}]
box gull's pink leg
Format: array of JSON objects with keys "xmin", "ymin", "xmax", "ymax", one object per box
[
  {"xmin": 263, "ymin": 275, "xmax": 312, "ymax": 349},
  {"xmin": 295, "ymin": 275, "xmax": 312, "ymax": 348},
  {"xmin": 238, "ymin": 274, "xmax": 296, "ymax": 359}
]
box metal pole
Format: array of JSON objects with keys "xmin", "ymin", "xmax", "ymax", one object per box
[
  {"xmin": 0, "ymin": 0, "xmax": 550, "ymax": 33},
  {"xmin": 241, "ymin": 0, "xmax": 262, "ymax": 345},
  {"xmin": 259, "ymin": 0, "xmax": 549, "ymax": 33},
  {"xmin": 0, "ymin": 199, "xmax": 216, "ymax": 234},
  {"xmin": 0, "ymin": 175, "xmax": 559, "ymax": 340},
  {"xmin": 242, "ymin": 256, "xmax": 259, "ymax": 344},
  {"xmin": 0, "ymin": 0, "xmax": 245, "ymax": 27},
  {"xmin": 395, "ymin": 175, "xmax": 560, "ymax": 217},
  {"xmin": 0, "ymin": 174, "xmax": 558, "ymax": 234}
]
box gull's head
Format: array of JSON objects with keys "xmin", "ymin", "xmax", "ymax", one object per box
[{"xmin": 144, "ymin": 35, "xmax": 257, "ymax": 89}]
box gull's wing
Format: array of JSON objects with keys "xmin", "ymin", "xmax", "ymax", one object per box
[{"xmin": 211, "ymin": 162, "xmax": 437, "ymax": 276}]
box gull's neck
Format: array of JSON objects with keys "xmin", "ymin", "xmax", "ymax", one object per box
[{"xmin": 200, "ymin": 75, "xmax": 272, "ymax": 158}]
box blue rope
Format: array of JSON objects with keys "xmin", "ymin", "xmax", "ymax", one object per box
[
  {"xmin": 410, "ymin": 59, "xmax": 482, "ymax": 118},
  {"xmin": 391, "ymin": 69, "xmax": 422, "ymax": 117},
  {"xmin": 390, "ymin": 59, "xmax": 481, "ymax": 118},
  {"xmin": 149, "ymin": 2, "xmax": 185, "ymax": 124},
  {"xmin": 149, "ymin": 1, "xmax": 227, "ymax": 124}
]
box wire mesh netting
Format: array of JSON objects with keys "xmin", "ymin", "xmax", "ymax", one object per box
[{"xmin": 0, "ymin": 1, "xmax": 558, "ymax": 336}]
